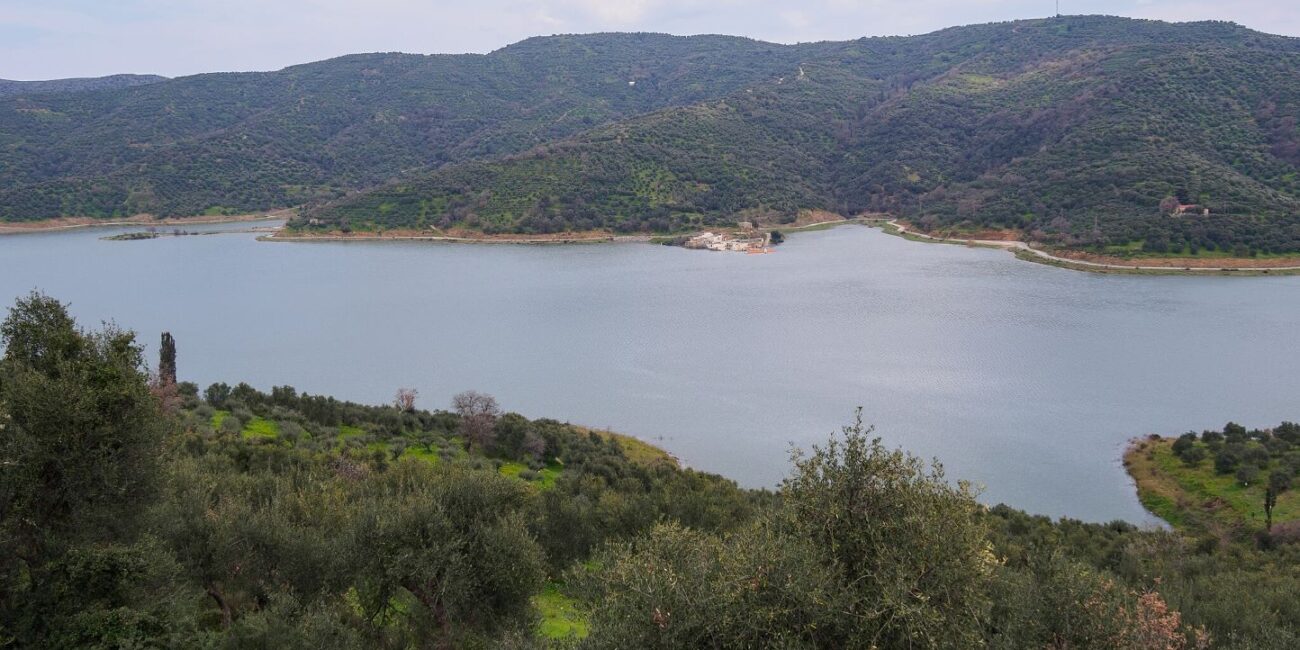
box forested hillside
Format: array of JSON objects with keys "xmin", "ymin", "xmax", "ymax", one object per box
[
  {"xmin": 0, "ymin": 34, "xmax": 810, "ymax": 221},
  {"xmin": 308, "ymin": 17, "xmax": 1300, "ymax": 254},
  {"xmin": 3, "ymin": 293, "xmax": 1299, "ymax": 648},
  {"xmin": 5, "ymin": 16, "xmax": 1300, "ymax": 254}
]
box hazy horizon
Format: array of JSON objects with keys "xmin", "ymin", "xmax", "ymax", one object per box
[{"xmin": 2, "ymin": 1, "xmax": 1298, "ymax": 81}]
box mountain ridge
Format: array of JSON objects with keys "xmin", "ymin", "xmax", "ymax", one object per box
[{"xmin": 4, "ymin": 16, "xmax": 1300, "ymax": 254}]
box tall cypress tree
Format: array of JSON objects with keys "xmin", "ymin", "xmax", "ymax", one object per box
[{"xmin": 159, "ymin": 331, "xmax": 177, "ymax": 386}]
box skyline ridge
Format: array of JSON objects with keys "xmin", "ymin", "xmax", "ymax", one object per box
[{"xmin": 3, "ymin": 1, "xmax": 1297, "ymax": 79}]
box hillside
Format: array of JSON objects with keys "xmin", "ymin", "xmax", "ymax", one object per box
[
  {"xmin": 305, "ymin": 16, "xmax": 1300, "ymax": 254},
  {"xmin": 0, "ymin": 34, "xmax": 813, "ymax": 221},
  {"xmin": 0, "ymin": 74, "xmax": 166, "ymax": 99},
  {"xmin": 5, "ymin": 16, "xmax": 1300, "ymax": 254}
]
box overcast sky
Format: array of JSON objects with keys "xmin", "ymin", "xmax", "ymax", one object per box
[{"xmin": 2, "ymin": 0, "xmax": 1296, "ymax": 80}]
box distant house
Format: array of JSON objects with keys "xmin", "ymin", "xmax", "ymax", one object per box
[
  {"xmin": 685, "ymin": 231, "xmax": 769, "ymax": 253},
  {"xmin": 1175, "ymin": 204, "xmax": 1211, "ymax": 217}
]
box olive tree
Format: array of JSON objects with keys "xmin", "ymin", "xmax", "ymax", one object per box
[
  {"xmin": 577, "ymin": 521, "xmax": 847, "ymax": 648},
  {"xmin": 0, "ymin": 293, "xmax": 167, "ymax": 640},
  {"xmin": 779, "ymin": 410, "xmax": 995, "ymax": 649},
  {"xmin": 579, "ymin": 411, "xmax": 995, "ymax": 649},
  {"xmin": 348, "ymin": 463, "xmax": 545, "ymax": 643}
]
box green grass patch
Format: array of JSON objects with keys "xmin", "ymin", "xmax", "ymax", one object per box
[
  {"xmin": 338, "ymin": 424, "xmax": 364, "ymax": 438},
  {"xmin": 499, "ymin": 461, "xmax": 563, "ymax": 489},
  {"xmin": 1136, "ymin": 491, "xmax": 1186, "ymax": 529},
  {"xmin": 535, "ymin": 583, "xmax": 588, "ymax": 640},
  {"xmin": 1149, "ymin": 442, "xmax": 1299, "ymax": 527},
  {"xmin": 1129, "ymin": 438, "xmax": 1300, "ymax": 534},
  {"xmin": 241, "ymin": 417, "xmax": 280, "ymax": 440},
  {"xmin": 211, "ymin": 410, "xmax": 230, "ymax": 429},
  {"xmin": 499, "ymin": 461, "xmax": 528, "ymax": 479},
  {"xmin": 401, "ymin": 445, "xmax": 441, "ymax": 465},
  {"xmin": 579, "ymin": 428, "xmax": 676, "ymax": 468},
  {"xmin": 537, "ymin": 463, "xmax": 562, "ymax": 490}
]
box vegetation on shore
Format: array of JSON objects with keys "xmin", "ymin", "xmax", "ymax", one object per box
[
  {"xmin": 3, "ymin": 293, "xmax": 1300, "ymax": 648},
  {"xmin": 1127, "ymin": 423, "xmax": 1300, "ymax": 539},
  {"xmin": 878, "ymin": 220, "xmax": 1300, "ymax": 275}
]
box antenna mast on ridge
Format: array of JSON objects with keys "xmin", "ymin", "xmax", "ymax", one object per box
[{"xmin": 1056, "ymin": 1, "xmax": 1061, "ymax": 18}]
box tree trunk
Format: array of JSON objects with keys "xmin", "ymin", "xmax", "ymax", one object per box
[
  {"xmin": 206, "ymin": 583, "xmax": 233, "ymax": 628},
  {"xmin": 404, "ymin": 579, "xmax": 452, "ymax": 647}
]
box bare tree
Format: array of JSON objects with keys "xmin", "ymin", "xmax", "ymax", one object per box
[
  {"xmin": 522, "ymin": 430, "xmax": 547, "ymax": 461},
  {"xmin": 453, "ymin": 390, "xmax": 500, "ymax": 452},
  {"xmin": 394, "ymin": 387, "xmax": 418, "ymax": 413}
]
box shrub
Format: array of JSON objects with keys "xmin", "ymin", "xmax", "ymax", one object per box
[
  {"xmin": 1172, "ymin": 432, "xmax": 1198, "ymax": 457},
  {"xmin": 220, "ymin": 415, "xmax": 244, "ymax": 436},
  {"xmin": 1179, "ymin": 446, "xmax": 1207, "ymax": 466},
  {"xmin": 1244, "ymin": 446, "xmax": 1271, "ymax": 468},
  {"xmin": 1214, "ymin": 449, "xmax": 1240, "ymax": 475},
  {"xmin": 1235, "ymin": 464, "xmax": 1260, "ymax": 486}
]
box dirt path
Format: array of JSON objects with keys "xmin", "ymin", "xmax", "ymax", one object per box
[{"xmin": 884, "ymin": 221, "xmax": 1300, "ymax": 274}]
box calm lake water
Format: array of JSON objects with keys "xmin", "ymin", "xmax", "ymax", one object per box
[{"xmin": 3, "ymin": 221, "xmax": 1298, "ymax": 523}]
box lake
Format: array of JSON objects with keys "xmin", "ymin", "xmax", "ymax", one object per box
[{"xmin": 3, "ymin": 221, "xmax": 1298, "ymax": 524}]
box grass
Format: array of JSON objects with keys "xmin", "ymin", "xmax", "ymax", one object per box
[
  {"xmin": 499, "ymin": 461, "xmax": 529, "ymax": 479},
  {"xmin": 334, "ymin": 425, "xmax": 365, "ymax": 450},
  {"xmin": 211, "ymin": 410, "xmax": 281, "ymax": 440},
  {"xmin": 535, "ymin": 583, "xmax": 589, "ymax": 640},
  {"xmin": 401, "ymin": 445, "xmax": 441, "ymax": 465},
  {"xmin": 537, "ymin": 464, "xmax": 562, "ymax": 489},
  {"xmin": 1125, "ymin": 437, "xmax": 1300, "ymax": 535},
  {"xmin": 500, "ymin": 461, "xmax": 564, "ymax": 490},
  {"xmin": 576, "ymin": 427, "xmax": 677, "ymax": 468},
  {"xmin": 241, "ymin": 416, "xmax": 280, "ymax": 439}
]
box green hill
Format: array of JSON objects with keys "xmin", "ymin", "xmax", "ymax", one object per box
[
  {"xmin": 0, "ymin": 34, "xmax": 812, "ymax": 221},
  {"xmin": 5, "ymin": 16, "xmax": 1300, "ymax": 254},
  {"xmin": 304, "ymin": 17, "xmax": 1300, "ymax": 253}
]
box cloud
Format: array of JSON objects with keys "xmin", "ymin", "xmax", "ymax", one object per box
[{"xmin": 0, "ymin": 0, "xmax": 1295, "ymax": 79}]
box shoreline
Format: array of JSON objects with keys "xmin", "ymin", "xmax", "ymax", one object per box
[
  {"xmin": 878, "ymin": 221, "xmax": 1300, "ymax": 276},
  {"xmin": 263, "ymin": 230, "xmax": 651, "ymax": 245},
  {"xmin": 263, "ymin": 212, "xmax": 868, "ymax": 246},
  {"xmin": 0, "ymin": 211, "xmax": 292, "ymax": 236},
  {"xmin": 14, "ymin": 209, "xmax": 1300, "ymax": 275},
  {"xmin": 1123, "ymin": 434, "xmax": 1298, "ymax": 537}
]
